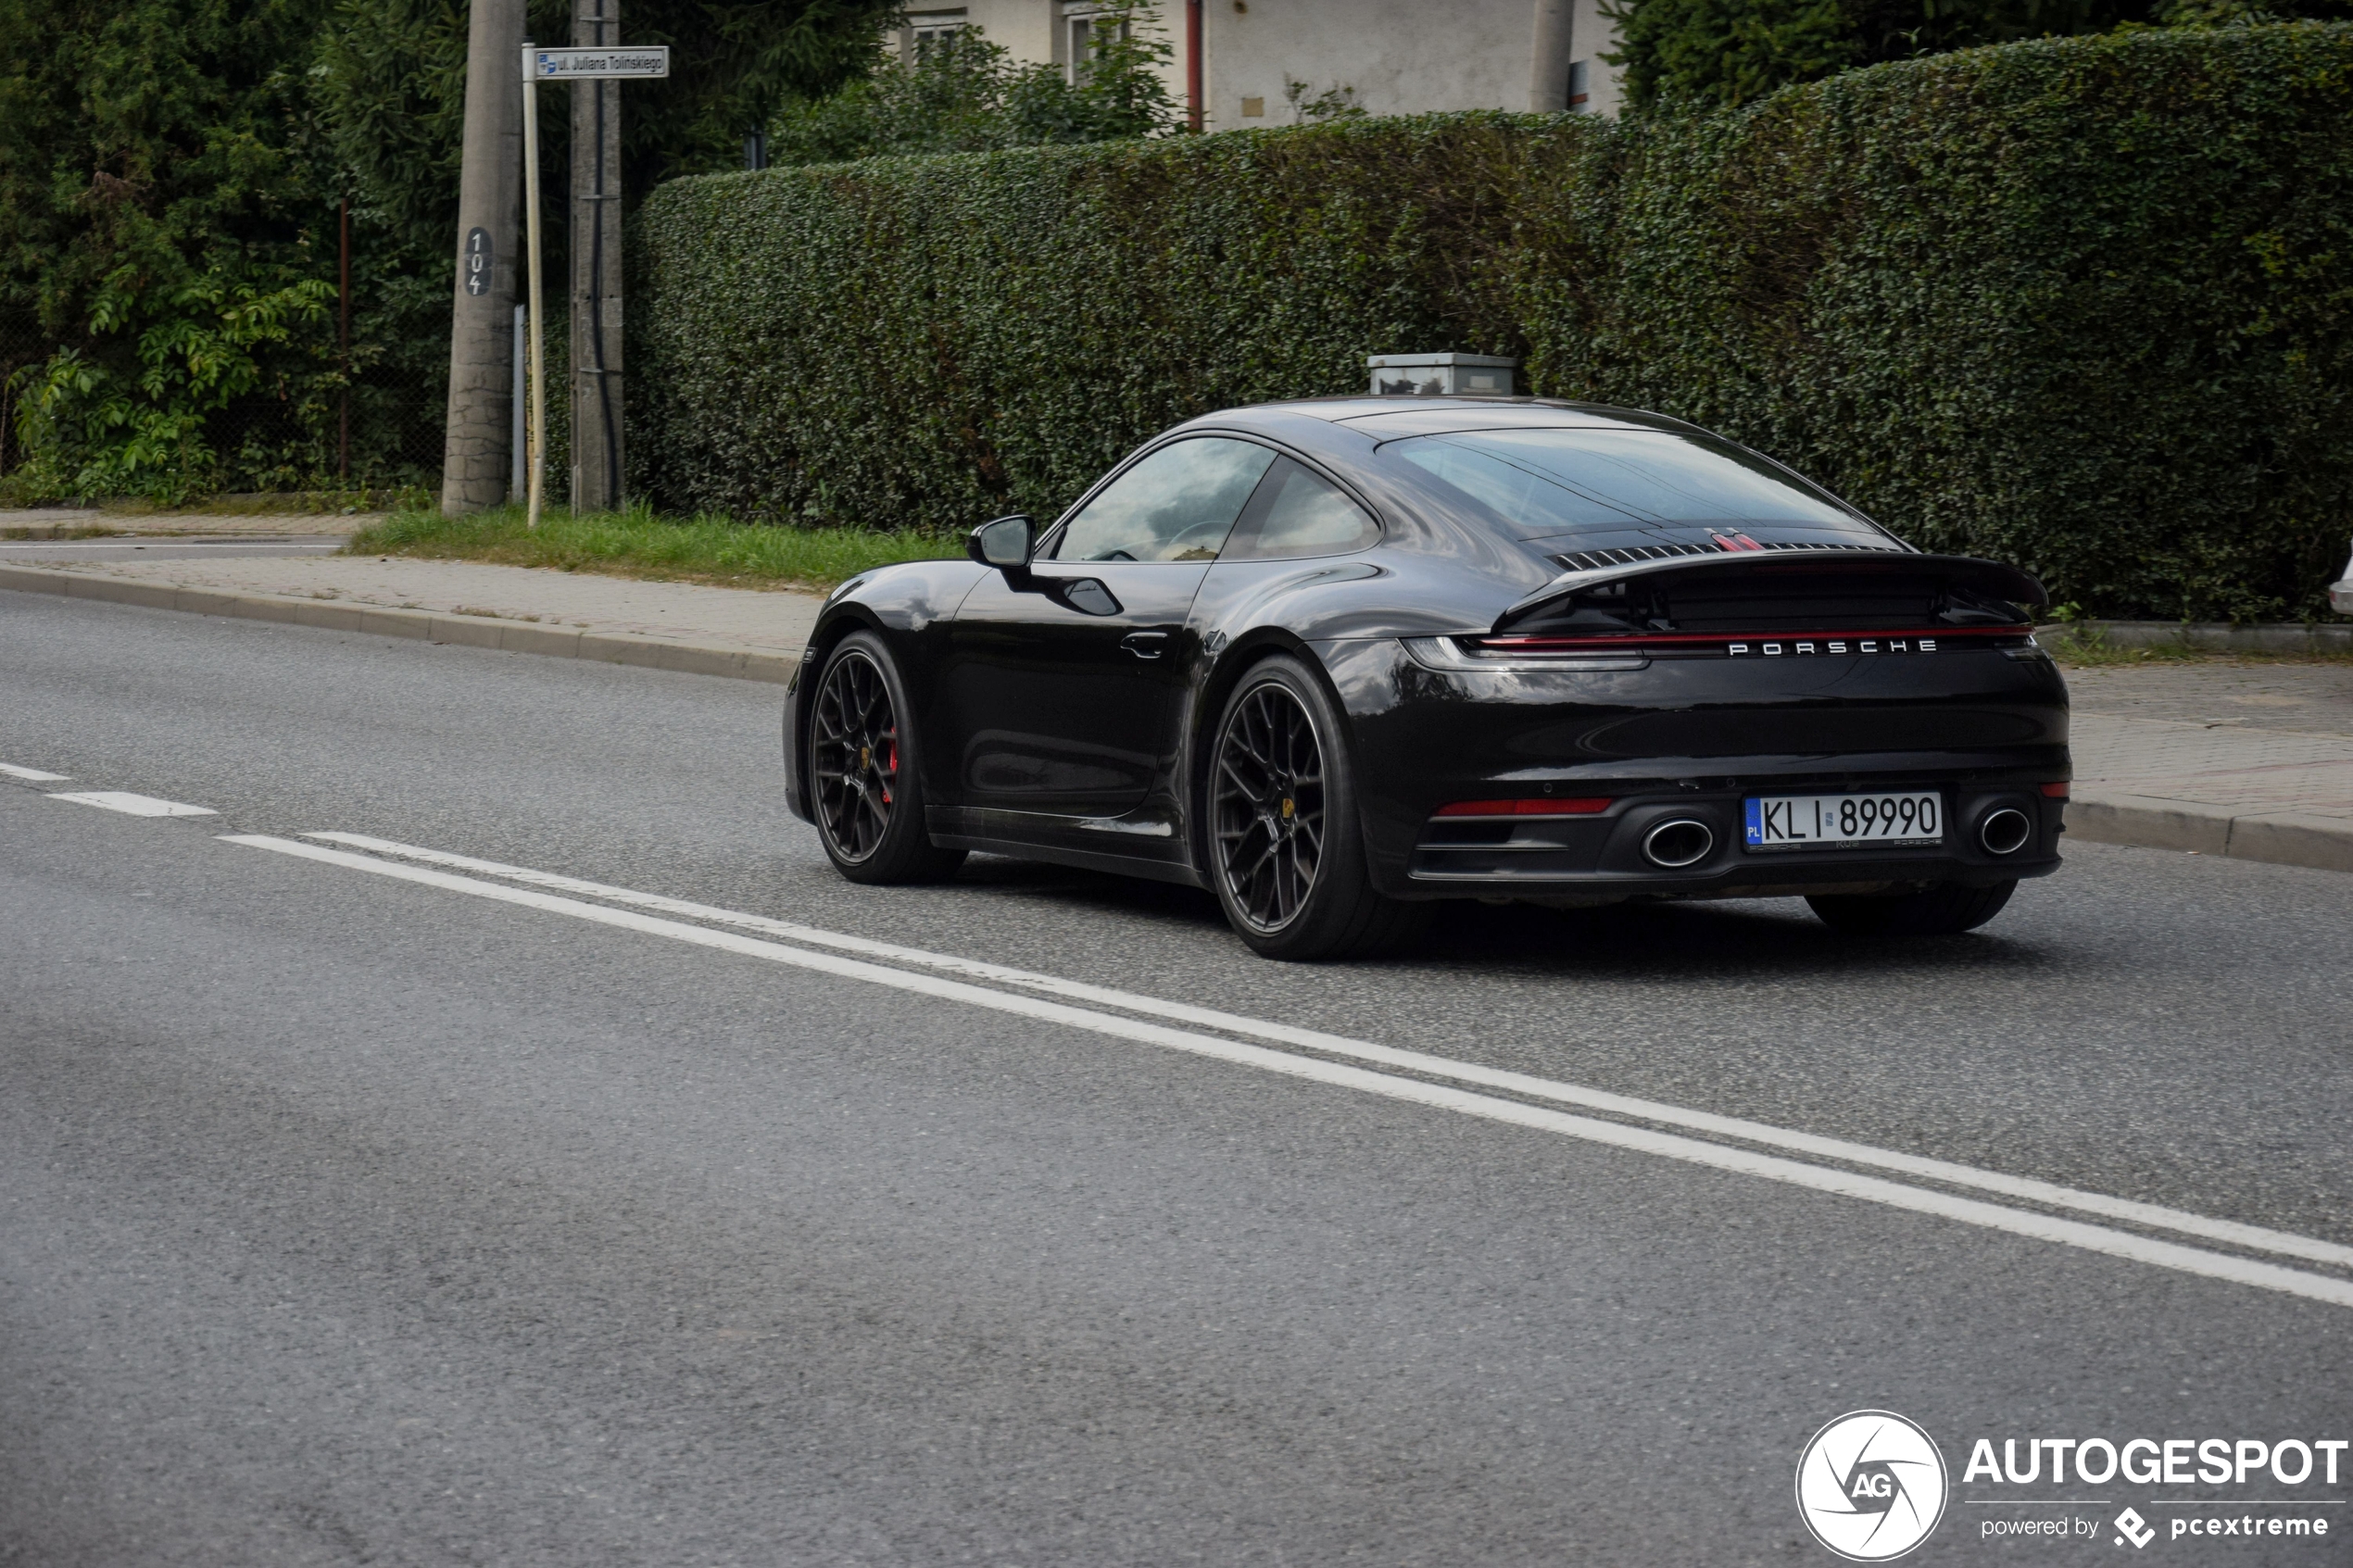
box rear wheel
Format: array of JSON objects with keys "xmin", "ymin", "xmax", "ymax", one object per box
[
  {"xmin": 1806, "ymin": 879, "xmax": 2017, "ymax": 936},
  {"xmin": 1208, "ymin": 656, "xmax": 1428, "ymax": 960},
  {"xmin": 810, "ymin": 632, "xmax": 966, "ymax": 884}
]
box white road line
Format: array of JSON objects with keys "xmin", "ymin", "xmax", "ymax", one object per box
[
  {"xmin": 231, "ymin": 832, "xmax": 2353, "ymax": 1311},
  {"xmin": 0, "ymin": 763, "xmax": 71, "ymax": 781},
  {"xmin": 50, "ymin": 791, "xmax": 217, "ymax": 818},
  {"xmin": 305, "ymin": 829, "xmax": 2353, "ymax": 1273}
]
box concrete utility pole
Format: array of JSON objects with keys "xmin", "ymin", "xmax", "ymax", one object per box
[
  {"xmin": 441, "ymin": 0, "xmax": 528, "ymax": 514},
  {"xmin": 571, "ymin": 0, "xmax": 625, "ymax": 513},
  {"xmin": 1529, "ymin": 0, "xmax": 1576, "ymax": 113}
]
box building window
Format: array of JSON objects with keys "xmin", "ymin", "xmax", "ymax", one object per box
[
  {"xmin": 1061, "ymin": 3, "xmax": 1129, "ymax": 82},
  {"xmin": 1567, "ymin": 58, "xmax": 1591, "ymax": 110},
  {"xmin": 905, "ymin": 8, "xmax": 966, "ymax": 62}
]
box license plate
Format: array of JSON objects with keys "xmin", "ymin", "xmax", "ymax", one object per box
[{"xmin": 1744, "ymin": 791, "xmax": 1943, "ymax": 849}]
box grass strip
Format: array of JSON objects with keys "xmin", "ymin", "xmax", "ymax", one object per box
[
  {"xmin": 346, "ymin": 504, "xmax": 963, "ymax": 591},
  {"xmin": 2040, "ymin": 629, "xmax": 2353, "ymax": 668}
]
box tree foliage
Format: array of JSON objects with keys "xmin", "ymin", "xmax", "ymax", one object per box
[
  {"xmin": 768, "ymin": 5, "xmax": 1179, "ymax": 167},
  {"xmin": 0, "ymin": 0, "xmax": 891, "ymax": 497}
]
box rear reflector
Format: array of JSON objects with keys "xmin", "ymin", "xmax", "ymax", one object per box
[
  {"xmin": 1435, "ymin": 797, "xmax": 1614, "ymax": 818},
  {"xmin": 2038, "ymin": 781, "xmax": 2070, "ymax": 798}
]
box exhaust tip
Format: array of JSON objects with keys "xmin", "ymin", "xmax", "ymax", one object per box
[
  {"xmin": 1642, "ymin": 819, "xmax": 1715, "ymax": 869},
  {"xmin": 1979, "ymin": 807, "xmax": 2032, "ymax": 857}
]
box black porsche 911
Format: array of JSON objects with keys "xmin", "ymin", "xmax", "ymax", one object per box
[{"xmin": 781, "ymin": 396, "xmax": 2069, "ymax": 960}]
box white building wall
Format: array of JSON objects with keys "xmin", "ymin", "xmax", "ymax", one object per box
[
  {"xmin": 896, "ymin": 2, "xmax": 1626, "ymax": 125},
  {"xmin": 1202, "ymin": 0, "xmax": 1527, "ymax": 125}
]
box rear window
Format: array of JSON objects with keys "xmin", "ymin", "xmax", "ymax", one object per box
[{"xmin": 1386, "ymin": 427, "xmax": 1878, "ymax": 541}]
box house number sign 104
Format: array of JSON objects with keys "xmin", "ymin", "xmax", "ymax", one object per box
[{"xmin": 462, "ymin": 227, "xmax": 492, "ymax": 296}]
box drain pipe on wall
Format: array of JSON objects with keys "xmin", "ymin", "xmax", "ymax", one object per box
[{"xmin": 1187, "ymin": 0, "xmax": 1203, "ymax": 132}]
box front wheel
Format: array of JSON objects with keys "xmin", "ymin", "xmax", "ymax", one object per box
[
  {"xmin": 809, "ymin": 631, "xmax": 966, "ymax": 884},
  {"xmin": 1207, "ymin": 656, "xmax": 1428, "ymax": 960},
  {"xmin": 1806, "ymin": 879, "xmax": 2017, "ymax": 936}
]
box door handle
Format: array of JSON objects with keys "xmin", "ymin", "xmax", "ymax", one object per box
[{"xmin": 1120, "ymin": 632, "xmax": 1169, "ymax": 660}]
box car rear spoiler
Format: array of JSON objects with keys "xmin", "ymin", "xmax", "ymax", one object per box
[{"xmin": 1491, "ymin": 549, "xmax": 2049, "ymax": 635}]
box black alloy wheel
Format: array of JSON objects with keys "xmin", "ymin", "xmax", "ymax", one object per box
[
  {"xmin": 1214, "ymin": 680, "xmax": 1327, "ymax": 933},
  {"xmin": 1207, "ymin": 656, "xmax": 1428, "ymax": 960},
  {"xmin": 809, "ymin": 632, "xmax": 965, "ymax": 884}
]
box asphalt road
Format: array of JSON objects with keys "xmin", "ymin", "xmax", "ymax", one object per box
[{"xmin": 4, "ymin": 591, "xmax": 2349, "ymax": 1567}]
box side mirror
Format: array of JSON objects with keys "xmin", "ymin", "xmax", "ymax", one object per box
[{"xmin": 969, "ymin": 515, "xmax": 1033, "ymax": 572}]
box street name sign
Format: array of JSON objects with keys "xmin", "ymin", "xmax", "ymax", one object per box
[{"xmin": 529, "ymin": 45, "xmax": 668, "ymax": 78}]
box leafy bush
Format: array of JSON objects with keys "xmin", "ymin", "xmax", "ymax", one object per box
[
  {"xmin": 11, "ymin": 274, "xmax": 333, "ymax": 501},
  {"xmin": 634, "ymin": 24, "xmax": 2353, "ymax": 621}
]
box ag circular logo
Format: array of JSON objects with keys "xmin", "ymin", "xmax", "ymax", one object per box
[{"xmin": 1795, "ymin": 1410, "xmax": 1948, "ymax": 1561}]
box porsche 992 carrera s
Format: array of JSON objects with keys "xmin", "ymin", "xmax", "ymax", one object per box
[{"xmin": 781, "ymin": 397, "xmax": 2069, "ymax": 960}]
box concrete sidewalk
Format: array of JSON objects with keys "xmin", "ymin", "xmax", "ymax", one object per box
[
  {"xmin": 4, "ymin": 551, "xmax": 2347, "ymax": 874},
  {"xmin": 0, "ymin": 552, "xmax": 822, "ymax": 683},
  {"xmin": 2061, "ymin": 661, "xmax": 2353, "ymax": 872}
]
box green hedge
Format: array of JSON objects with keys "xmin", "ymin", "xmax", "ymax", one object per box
[{"xmin": 633, "ymin": 24, "xmax": 2353, "ymax": 621}]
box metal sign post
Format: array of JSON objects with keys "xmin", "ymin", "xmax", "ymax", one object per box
[{"xmin": 518, "ymin": 42, "xmax": 667, "ymax": 529}]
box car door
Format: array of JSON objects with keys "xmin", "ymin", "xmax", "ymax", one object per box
[{"xmin": 940, "ymin": 436, "xmax": 1277, "ymax": 831}]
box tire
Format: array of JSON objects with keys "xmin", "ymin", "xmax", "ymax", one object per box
[
  {"xmin": 1806, "ymin": 879, "xmax": 2017, "ymax": 936},
  {"xmin": 807, "ymin": 631, "xmax": 966, "ymax": 884},
  {"xmin": 1206, "ymin": 655, "xmax": 1428, "ymax": 960}
]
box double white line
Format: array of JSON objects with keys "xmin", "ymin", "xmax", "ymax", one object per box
[{"xmin": 214, "ymin": 829, "xmax": 2353, "ymax": 1311}]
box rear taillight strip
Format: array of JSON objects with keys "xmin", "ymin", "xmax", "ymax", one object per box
[{"xmin": 1479, "ymin": 626, "xmax": 2026, "ymax": 655}]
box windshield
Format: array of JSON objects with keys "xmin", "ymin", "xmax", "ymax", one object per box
[{"xmin": 1386, "ymin": 427, "xmax": 1881, "ymax": 543}]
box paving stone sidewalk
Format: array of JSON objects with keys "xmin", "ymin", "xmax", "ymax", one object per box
[{"xmin": 3, "ymin": 549, "xmax": 2347, "ymax": 872}]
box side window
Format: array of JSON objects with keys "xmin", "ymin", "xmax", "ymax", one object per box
[
  {"xmin": 1220, "ymin": 457, "xmax": 1380, "ymax": 561},
  {"xmin": 1054, "ymin": 438, "xmax": 1276, "ymax": 563}
]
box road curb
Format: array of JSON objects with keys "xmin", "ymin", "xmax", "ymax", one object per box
[
  {"xmin": 2067, "ymin": 791, "xmax": 2353, "ymax": 874},
  {"xmin": 0, "ymin": 563, "xmax": 800, "ymax": 685}
]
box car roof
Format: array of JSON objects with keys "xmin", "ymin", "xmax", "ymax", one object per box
[{"xmin": 1215, "ymin": 395, "xmax": 1713, "ymax": 441}]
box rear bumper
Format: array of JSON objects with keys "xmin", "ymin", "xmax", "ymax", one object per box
[
  {"xmin": 1315, "ymin": 636, "xmax": 2070, "ymax": 901},
  {"xmin": 1388, "ymin": 779, "xmax": 2062, "ymax": 900}
]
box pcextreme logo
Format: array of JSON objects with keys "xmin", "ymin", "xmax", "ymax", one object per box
[{"xmin": 1796, "ymin": 1411, "xmax": 1950, "ymax": 1562}]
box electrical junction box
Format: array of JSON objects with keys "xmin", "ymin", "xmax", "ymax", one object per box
[{"xmin": 1367, "ymin": 353, "xmax": 1518, "ymax": 396}]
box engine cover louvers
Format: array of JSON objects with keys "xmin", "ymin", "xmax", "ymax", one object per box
[{"xmin": 1550, "ymin": 543, "xmax": 1712, "ymax": 572}]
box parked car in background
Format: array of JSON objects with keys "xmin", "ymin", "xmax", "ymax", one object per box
[{"xmin": 784, "ymin": 397, "xmax": 2069, "ymax": 959}]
